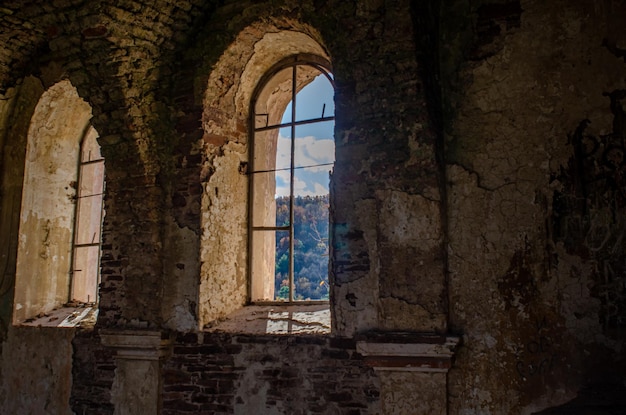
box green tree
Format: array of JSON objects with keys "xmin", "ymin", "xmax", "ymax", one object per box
[{"xmin": 274, "ymin": 195, "xmax": 330, "ymax": 300}]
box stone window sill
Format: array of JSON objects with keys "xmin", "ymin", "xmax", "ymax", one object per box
[
  {"xmin": 204, "ymin": 304, "xmax": 330, "ymax": 335},
  {"xmin": 18, "ymin": 305, "xmax": 98, "ymax": 328}
]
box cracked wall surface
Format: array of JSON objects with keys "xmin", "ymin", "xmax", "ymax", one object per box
[{"xmin": 444, "ymin": 0, "xmax": 626, "ymax": 413}]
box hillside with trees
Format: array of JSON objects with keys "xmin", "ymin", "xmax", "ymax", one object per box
[{"xmin": 274, "ymin": 194, "xmax": 330, "ymax": 300}]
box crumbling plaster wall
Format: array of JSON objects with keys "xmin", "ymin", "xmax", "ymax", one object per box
[
  {"xmin": 14, "ymin": 79, "xmax": 90, "ymax": 323},
  {"xmin": 132, "ymin": 0, "xmax": 449, "ymax": 411},
  {"xmin": 322, "ymin": 0, "xmax": 446, "ymax": 336},
  {"xmin": 444, "ymin": 0, "xmax": 626, "ymax": 413},
  {"xmin": 171, "ymin": 0, "xmax": 448, "ymax": 335},
  {"xmin": 0, "ymin": 326, "xmax": 74, "ymax": 415},
  {"xmin": 5, "ymin": 0, "xmax": 626, "ymax": 414},
  {"xmin": 190, "ymin": 0, "xmax": 447, "ymax": 336},
  {"xmin": 0, "ymin": 77, "xmax": 97, "ymax": 413},
  {"xmin": 64, "ymin": 1, "xmax": 220, "ymax": 330},
  {"xmin": 0, "ymin": 76, "xmax": 44, "ymax": 335}
]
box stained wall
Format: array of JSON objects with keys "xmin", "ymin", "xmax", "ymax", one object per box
[
  {"xmin": 443, "ymin": 0, "xmax": 626, "ymax": 412},
  {"xmin": 0, "ymin": 326, "xmax": 75, "ymax": 415},
  {"xmin": 0, "ymin": 76, "xmax": 43, "ymax": 333}
]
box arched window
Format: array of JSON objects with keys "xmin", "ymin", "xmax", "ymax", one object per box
[
  {"xmin": 70, "ymin": 126, "xmax": 105, "ymax": 305},
  {"xmin": 13, "ymin": 80, "xmax": 103, "ymax": 325},
  {"xmin": 249, "ymin": 55, "xmax": 335, "ymax": 303}
]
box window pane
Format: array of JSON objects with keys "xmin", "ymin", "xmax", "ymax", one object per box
[
  {"xmin": 295, "ymin": 72, "xmax": 334, "ymax": 122},
  {"xmin": 74, "ymin": 195, "xmax": 102, "ymax": 245},
  {"xmin": 75, "ymin": 194, "xmax": 104, "ymax": 245},
  {"xmin": 292, "ymin": 193, "xmax": 330, "ymax": 301},
  {"xmin": 273, "ymin": 230, "xmax": 290, "ymax": 301},
  {"xmin": 294, "ymin": 123, "xmax": 334, "ymax": 194},
  {"xmin": 250, "ymin": 231, "xmax": 288, "ymax": 301},
  {"xmin": 253, "ymin": 129, "xmax": 280, "ymax": 173},
  {"xmin": 291, "ymin": 123, "xmax": 332, "ymax": 301},
  {"xmin": 251, "ymin": 170, "xmax": 282, "ymax": 228},
  {"xmin": 79, "ymin": 161, "xmax": 105, "ymax": 197},
  {"xmin": 71, "ymin": 245, "xmax": 100, "ymax": 303},
  {"xmin": 275, "ymin": 130, "xmax": 291, "ymax": 199},
  {"xmin": 255, "ymin": 67, "xmax": 293, "ymax": 126}
]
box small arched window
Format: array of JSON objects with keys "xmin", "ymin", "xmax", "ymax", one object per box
[{"xmin": 249, "ymin": 55, "xmax": 335, "ymax": 303}]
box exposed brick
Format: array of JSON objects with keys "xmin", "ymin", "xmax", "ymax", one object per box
[{"xmin": 162, "ymin": 333, "xmax": 380, "ymax": 414}]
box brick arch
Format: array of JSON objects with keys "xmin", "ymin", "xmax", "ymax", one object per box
[
  {"xmin": 204, "ymin": 25, "xmax": 330, "ymax": 124},
  {"xmin": 0, "ymin": 4, "xmax": 51, "ymax": 93},
  {"xmin": 44, "ymin": 2, "xmax": 220, "ymax": 328}
]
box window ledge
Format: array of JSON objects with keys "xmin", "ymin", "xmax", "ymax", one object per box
[
  {"xmin": 356, "ymin": 332, "xmax": 461, "ymax": 372},
  {"xmin": 204, "ymin": 304, "xmax": 330, "ymax": 335},
  {"xmin": 18, "ymin": 305, "xmax": 98, "ymax": 328}
]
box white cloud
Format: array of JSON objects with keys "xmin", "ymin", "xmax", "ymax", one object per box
[
  {"xmin": 277, "ymin": 134, "xmax": 334, "ymax": 170},
  {"xmin": 276, "ymin": 134, "xmax": 291, "ymax": 170},
  {"xmin": 274, "ymin": 133, "xmax": 334, "ymax": 197},
  {"xmin": 297, "ymin": 136, "xmax": 334, "ymax": 163},
  {"xmin": 276, "ymin": 176, "xmax": 318, "ymax": 197},
  {"xmin": 312, "ymin": 182, "xmax": 327, "ymax": 195}
]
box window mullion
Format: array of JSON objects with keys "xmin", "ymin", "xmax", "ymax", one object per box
[
  {"xmin": 289, "ymin": 63, "xmax": 297, "ymax": 303},
  {"xmin": 254, "ymin": 116, "xmax": 335, "ymax": 133}
]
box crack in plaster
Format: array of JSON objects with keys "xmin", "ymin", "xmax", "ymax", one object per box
[{"xmin": 449, "ymin": 162, "xmax": 518, "ymax": 192}]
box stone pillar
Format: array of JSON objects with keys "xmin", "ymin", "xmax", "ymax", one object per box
[
  {"xmin": 100, "ymin": 330, "xmax": 174, "ymax": 415},
  {"xmin": 356, "ymin": 332, "xmax": 460, "ymax": 415}
]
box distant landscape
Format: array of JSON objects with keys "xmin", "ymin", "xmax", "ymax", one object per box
[{"xmin": 274, "ymin": 194, "xmax": 330, "ymax": 300}]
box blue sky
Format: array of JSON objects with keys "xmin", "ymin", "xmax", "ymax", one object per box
[{"xmin": 275, "ymin": 74, "xmax": 335, "ymax": 197}]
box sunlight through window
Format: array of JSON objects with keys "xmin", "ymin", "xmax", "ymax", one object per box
[{"xmin": 250, "ymin": 56, "xmax": 334, "ymax": 303}]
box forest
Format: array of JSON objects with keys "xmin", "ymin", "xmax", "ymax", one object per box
[{"xmin": 274, "ymin": 194, "xmax": 330, "ymax": 300}]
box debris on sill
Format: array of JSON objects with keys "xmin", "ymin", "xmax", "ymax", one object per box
[
  {"xmin": 20, "ymin": 303, "xmax": 99, "ymax": 328},
  {"xmin": 205, "ymin": 304, "xmax": 331, "ymax": 335}
]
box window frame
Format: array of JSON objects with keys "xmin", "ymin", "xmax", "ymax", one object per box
[
  {"xmin": 247, "ymin": 54, "xmax": 335, "ymax": 305},
  {"xmin": 69, "ymin": 125, "xmax": 105, "ymax": 305},
  {"xmin": 11, "ymin": 80, "xmax": 104, "ymax": 325}
]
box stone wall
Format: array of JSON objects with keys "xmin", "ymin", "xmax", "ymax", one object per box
[
  {"xmin": 70, "ymin": 330, "xmax": 116, "ymax": 415},
  {"xmin": 0, "ymin": 326, "xmax": 75, "ymax": 415},
  {"xmin": 0, "ymin": 0, "xmax": 624, "ymax": 414},
  {"xmin": 443, "ymin": 0, "xmax": 626, "ymax": 412}
]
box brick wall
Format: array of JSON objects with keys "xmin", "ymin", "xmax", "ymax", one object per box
[
  {"xmin": 70, "ymin": 330, "xmax": 115, "ymax": 415},
  {"xmin": 163, "ymin": 333, "xmax": 381, "ymax": 415}
]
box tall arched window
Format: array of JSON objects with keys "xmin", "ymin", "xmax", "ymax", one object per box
[
  {"xmin": 70, "ymin": 126, "xmax": 105, "ymax": 305},
  {"xmin": 12, "ymin": 80, "xmax": 103, "ymax": 324},
  {"xmin": 249, "ymin": 54, "xmax": 335, "ymax": 303}
]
